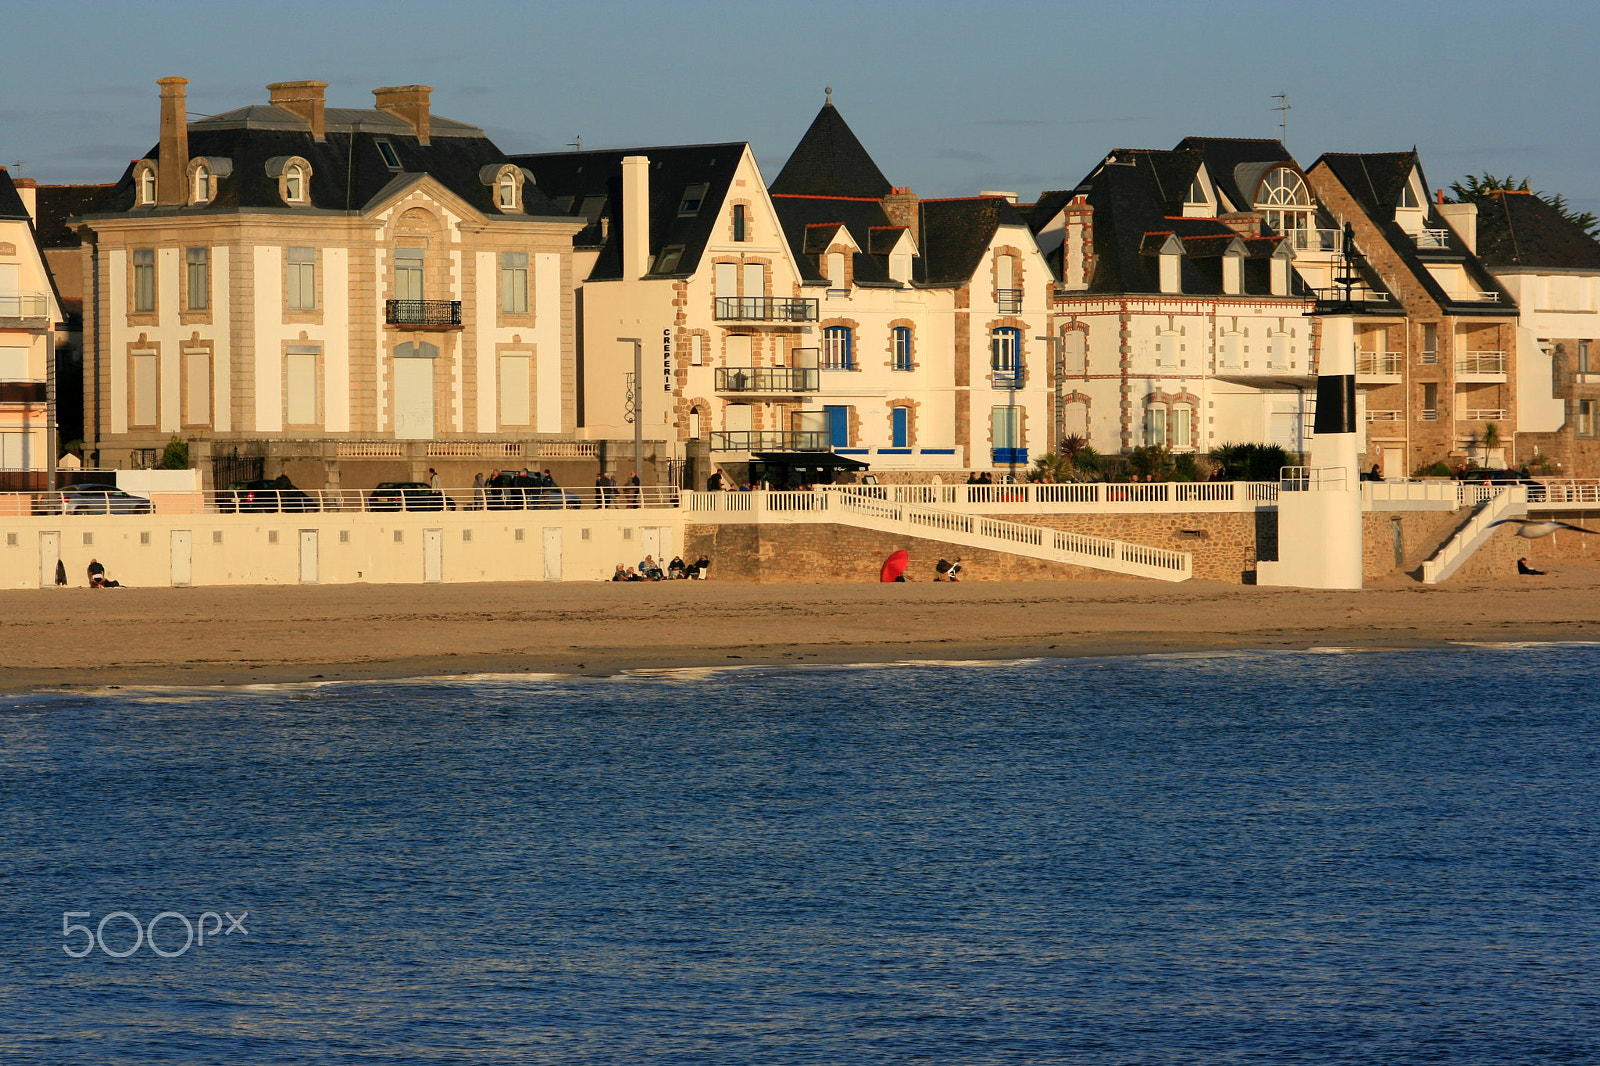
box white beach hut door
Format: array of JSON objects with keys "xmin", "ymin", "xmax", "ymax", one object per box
[
  {"xmin": 170, "ymin": 529, "xmax": 192, "ymax": 586},
  {"xmin": 542, "ymin": 527, "xmax": 562, "ymax": 582},
  {"xmin": 641, "ymin": 526, "xmax": 660, "ymax": 562},
  {"xmin": 423, "ymin": 528, "xmax": 443, "ymax": 583},
  {"xmin": 299, "ymin": 530, "xmax": 318, "ymax": 584},
  {"xmin": 38, "ymin": 530, "xmax": 59, "ymax": 587}
]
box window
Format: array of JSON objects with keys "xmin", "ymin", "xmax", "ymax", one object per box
[
  {"xmin": 1156, "ymin": 330, "xmax": 1178, "ymax": 368},
  {"xmin": 992, "ymin": 405, "xmax": 1022, "ymax": 449},
  {"xmin": 185, "ymin": 349, "xmax": 210, "ymax": 425},
  {"xmin": 287, "ymin": 247, "xmax": 316, "ymax": 310},
  {"xmin": 192, "ymin": 163, "xmax": 211, "ymax": 204},
  {"xmin": 0, "ymin": 432, "xmax": 29, "ymax": 470},
  {"xmin": 654, "ymin": 245, "xmax": 685, "ymax": 274},
  {"xmin": 1580, "ymin": 340, "xmax": 1591, "ymax": 374},
  {"xmin": 1172, "ymin": 405, "xmax": 1192, "ymax": 450},
  {"xmin": 498, "ymin": 172, "xmax": 517, "ymax": 209},
  {"xmin": 1159, "ymin": 250, "xmax": 1181, "ymax": 294},
  {"xmin": 138, "ymin": 166, "xmax": 156, "ymax": 206},
  {"xmin": 1186, "ymin": 177, "xmax": 1207, "ymax": 205},
  {"xmin": 500, "ymin": 354, "xmax": 531, "ymax": 426},
  {"xmin": 892, "ymin": 326, "xmax": 913, "ymax": 370},
  {"xmin": 1220, "ymin": 331, "xmax": 1243, "ymax": 368},
  {"xmin": 500, "ymin": 252, "xmax": 528, "ymax": 313},
  {"xmin": 991, "ymin": 327, "xmax": 1022, "ymax": 386},
  {"xmin": 1422, "ymin": 323, "xmax": 1438, "ymax": 364},
  {"xmin": 1255, "ymin": 168, "xmax": 1313, "ymax": 238},
  {"xmin": 732, "ymin": 204, "xmax": 747, "ymax": 241},
  {"xmin": 394, "ymin": 250, "xmax": 424, "ymax": 302},
  {"xmin": 689, "ymin": 406, "xmax": 703, "ymax": 438},
  {"xmin": 1580, "ymin": 399, "xmax": 1596, "ymax": 437},
  {"xmin": 1398, "ymin": 182, "xmax": 1420, "ymax": 209},
  {"xmin": 825, "ymin": 405, "xmax": 849, "ymax": 448},
  {"xmin": 822, "ymin": 326, "xmax": 853, "ymax": 370},
  {"xmin": 891, "ymin": 407, "xmax": 909, "ymax": 448},
  {"xmin": 0, "ymin": 346, "xmax": 26, "ymax": 380},
  {"xmin": 286, "ymin": 346, "xmax": 318, "ymax": 426},
  {"xmin": 375, "ymin": 139, "xmax": 401, "ymax": 170},
  {"xmin": 679, "ymin": 184, "xmax": 708, "ymax": 216},
  {"xmin": 743, "ymin": 262, "xmax": 764, "ymax": 300},
  {"xmin": 1422, "ymin": 382, "xmax": 1438, "ymax": 421},
  {"xmin": 1268, "ymin": 332, "xmax": 1289, "ymax": 369},
  {"xmin": 690, "ymin": 334, "xmax": 704, "ymax": 366},
  {"xmin": 132, "ymin": 352, "xmax": 158, "ymax": 426},
  {"xmin": 1222, "ymin": 250, "xmax": 1242, "ymax": 294},
  {"xmin": 827, "ymin": 252, "xmax": 847, "ymax": 288},
  {"xmin": 1145, "ymin": 404, "xmax": 1168, "ymax": 447},
  {"xmin": 284, "ymin": 164, "xmax": 305, "ymax": 203},
  {"xmin": 185, "ymin": 247, "xmax": 208, "ymax": 311},
  {"xmin": 133, "ymin": 249, "xmax": 155, "ymax": 312}
]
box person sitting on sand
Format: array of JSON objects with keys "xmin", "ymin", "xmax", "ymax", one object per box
[
  {"xmin": 667, "ymin": 555, "xmax": 687, "ymax": 579},
  {"xmin": 612, "ymin": 564, "xmax": 628, "ymax": 582},
  {"xmin": 1517, "ymin": 557, "xmax": 1546, "ymax": 576},
  {"xmin": 639, "ymin": 555, "xmax": 664, "ymax": 581},
  {"xmin": 625, "ymin": 567, "xmax": 644, "ymax": 582},
  {"xmin": 86, "ymin": 558, "xmax": 121, "ymax": 588}
]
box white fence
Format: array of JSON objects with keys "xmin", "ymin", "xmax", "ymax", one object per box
[{"xmin": 0, "ymin": 486, "xmax": 682, "ymax": 517}]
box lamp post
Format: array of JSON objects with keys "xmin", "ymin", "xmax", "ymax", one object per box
[{"xmin": 618, "ymin": 337, "xmax": 643, "ymax": 485}]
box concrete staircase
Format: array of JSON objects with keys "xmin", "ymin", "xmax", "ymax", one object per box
[
  {"xmin": 1420, "ymin": 486, "xmax": 1527, "ymax": 584},
  {"xmin": 831, "ymin": 494, "xmax": 1193, "ymax": 582}
]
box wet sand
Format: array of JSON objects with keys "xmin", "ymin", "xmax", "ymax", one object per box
[{"xmin": 3, "ymin": 565, "xmax": 1599, "ymax": 693}]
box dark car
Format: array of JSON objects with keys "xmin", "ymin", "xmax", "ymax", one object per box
[
  {"xmin": 368, "ymin": 482, "xmax": 449, "ymax": 512},
  {"xmin": 32, "ymin": 483, "xmax": 154, "ymax": 515},
  {"xmin": 221, "ymin": 479, "xmax": 319, "ymax": 514}
]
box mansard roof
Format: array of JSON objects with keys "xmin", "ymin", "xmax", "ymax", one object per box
[
  {"xmin": 916, "ymin": 196, "xmax": 1029, "ymax": 286},
  {"xmin": 771, "ymin": 193, "xmax": 897, "ymax": 285},
  {"xmin": 770, "ymin": 101, "xmax": 892, "ymax": 200},
  {"xmin": 514, "ymin": 142, "xmax": 747, "ymax": 281},
  {"xmin": 34, "ymin": 184, "xmax": 113, "ymax": 247},
  {"xmin": 1174, "ymin": 136, "xmax": 1298, "ymax": 212},
  {"xmin": 83, "ymin": 104, "xmax": 560, "ymax": 221},
  {"xmin": 1474, "ymin": 190, "xmax": 1600, "ymax": 272}
]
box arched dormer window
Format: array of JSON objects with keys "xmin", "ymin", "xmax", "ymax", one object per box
[
  {"xmin": 1256, "ymin": 167, "xmax": 1313, "ymax": 243},
  {"xmin": 186, "ymin": 156, "xmax": 232, "ymax": 206},
  {"xmin": 266, "ymin": 156, "xmax": 313, "ymax": 206},
  {"xmin": 498, "ymin": 172, "xmax": 517, "ymax": 209},
  {"xmin": 192, "ymin": 163, "xmax": 211, "ymax": 204},
  {"xmin": 135, "ymin": 162, "xmax": 157, "ymax": 206},
  {"xmin": 480, "ymin": 164, "xmax": 526, "ymax": 213}
]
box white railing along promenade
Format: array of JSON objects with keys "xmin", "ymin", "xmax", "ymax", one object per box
[
  {"xmin": 1422, "ymin": 486, "xmax": 1526, "ymax": 584},
  {"xmin": 0, "ymin": 485, "xmax": 683, "ymax": 517},
  {"xmin": 1526, "ymin": 479, "xmax": 1600, "ymax": 508}
]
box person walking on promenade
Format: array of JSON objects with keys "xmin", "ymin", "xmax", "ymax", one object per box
[{"xmin": 627, "ymin": 470, "xmax": 641, "ymax": 508}]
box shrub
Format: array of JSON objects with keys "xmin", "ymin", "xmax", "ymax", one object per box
[{"xmin": 158, "ymin": 436, "xmax": 190, "ymax": 470}]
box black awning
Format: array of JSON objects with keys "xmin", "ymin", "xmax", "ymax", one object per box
[{"xmin": 752, "ymin": 451, "xmax": 870, "ymax": 470}]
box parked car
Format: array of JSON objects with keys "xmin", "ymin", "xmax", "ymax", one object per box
[
  {"xmin": 32, "ymin": 483, "xmax": 153, "ymax": 515},
  {"xmin": 368, "ymin": 482, "xmax": 449, "ymax": 512},
  {"xmin": 220, "ymin": 479, "xmax": 319, "ymax": 514}
]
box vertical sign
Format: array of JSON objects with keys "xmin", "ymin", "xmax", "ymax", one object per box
[{"xmin": 663, "ymin": 328, "xmax": 673, "ymax": 392}]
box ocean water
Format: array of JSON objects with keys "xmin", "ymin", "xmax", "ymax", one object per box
[{"xmin": 1, "ymin": 647, "xmax": 1597, "ymax": 1065}]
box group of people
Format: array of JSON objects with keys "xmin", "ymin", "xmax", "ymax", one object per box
[
  {"xmin": 965, "ymin": 472, "xmax": 999, "ymax": 485},
  {"xmin": 613, "ymin": 554, "xmax": 710, "ymax": 582},
  {"xmin": 593, "ymin": 470, "xmax": 644, "ymax": 507}
]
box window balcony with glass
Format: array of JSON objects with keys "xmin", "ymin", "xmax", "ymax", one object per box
[
  {"xmin": 713, "ymin": 297, "xmax": 819, "ymax": 322},
  {"xmin": 0, "ymin": 292, "xmax": 50, "ymax": 319},
  {"xmin": 709, "ymin": 429, "xmax": 829, "ymax": 452},
  {"xmin": 714, "ymin": 367, "xmax": 820, "ymax": 393}
]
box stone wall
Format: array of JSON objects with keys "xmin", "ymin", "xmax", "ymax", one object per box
[
  {"xmin": 1361, "ymin": 509, "xmax": 1470, "ymax": 579},
  {"xmin": 1450, "ymin": 509, "xmax": 1600, "ymax": 582}
]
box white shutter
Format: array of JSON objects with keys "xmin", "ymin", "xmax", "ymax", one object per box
[
  {"xmin": 286, "ymin": 349, "xmax": 318, "ymax": 425},
  {"xmin": 715, "ymin": 263, "xmax": 737, "ymax": 296},
  {"xmin": 132, "ymin": 353, "xmax": 159, "ymax": 426},
  {"xmin": 185, "ymin": 351, "xmax": 210, "ymax": 425},
  {"xmin": 500, "ymin": 354, "xmax": 530, "ymax": 425}
]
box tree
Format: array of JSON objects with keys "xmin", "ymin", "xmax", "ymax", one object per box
[{"xmin": 1446, "ymin": 172, "xmax": 1599, "ymax": 238}]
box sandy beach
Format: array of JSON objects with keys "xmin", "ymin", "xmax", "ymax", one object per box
[{"xmin": 3, "ymin": 565, "xmax": 1599, "ymax": 693}]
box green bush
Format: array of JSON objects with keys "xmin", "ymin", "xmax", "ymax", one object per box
[
  {"xmin": 1208, "ymin": 442, "xmax": 1291, "ymax": 481},
  {"xmin": 1412, "ymin": 460, "xmax": 1453, "ymax": 478},
  {"xmin": 158, "ymin": 436, "xmax": 190, "ymax": 470}
]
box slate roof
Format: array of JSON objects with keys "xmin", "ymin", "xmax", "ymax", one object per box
[
  {"xmin": 1174, "ymin": 136, "xmax": 1296, "ymax": 212},
  {"xmin": 82, "ymin": 102, "xmax": 563, "ymax": 221},
  {"xmin": 1473, "ymin": 190, "xmax": 1600, "ymax": 272},
  {"xmin": 1312, "ymin": 150, "xmax": 1510, "ymax": 312},
  {"xmin": 771, "ymin": 194, "xmax": 896, "ymax": 285},
  {"xmin": 514, "ymin": 143, "xmax": 746, "ymax": 281},
  {"xmin": 34, "ymin": 185, "xmax": 112, "ymax": 247},
  {"xmin": 0, "ymin": 168, "xmax": 28, "ymax": 220},
  {"xmin": 916, "ymin": 197, "xmax": 1030, "ymax": 286},
  {"xmin": 770, "ymin": 101, "xmax": 892, "ymax": 200}
]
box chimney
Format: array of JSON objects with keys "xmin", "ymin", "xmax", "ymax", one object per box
[
  {"xmin": 621, "ymin": 155, "xmax": 650, "ymax": 280},
  {"xmin": 1061, "ymin": 194, "xmax": 1094, "ymax": 291},
  {"xmin": 157, "ymin": 76, "xmax": 189, "ymax": 206},
  {"xmin": 13, "ymin": 177, "xmax": 37, "ymax": 222},
  {"xmin": 268, "ymin": 80, "xmax": 328, "ymax": 141},
  {"xmin": 372, "ymin": 85, "xmax": 432, "ymax": 145},
  {"xmin": 883, "ymin": 187, "xmax": 920, "ymax": 233},
  {"xmin": 1437, "ymin": 201, "xmax": 1478, "ymax": 254}
]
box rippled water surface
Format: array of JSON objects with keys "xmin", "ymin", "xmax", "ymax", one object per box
[{"xmin": 2, "ymin": 647, "xmax": 1598, "ymax": 1064}]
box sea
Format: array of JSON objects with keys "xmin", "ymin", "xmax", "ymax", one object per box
[{"xmin": 1, "ymin": 645, "xmax": 1597, "ymax": 1065}]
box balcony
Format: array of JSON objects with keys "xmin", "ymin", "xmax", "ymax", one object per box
[
  {"xmin": 1365, "ymin": 409, "xmax": 1403, "ymax": 423},
  {"xmin": 997, "ymin": 288, "xmax": 1023, "ymax": 313},
  {"xmin": 0, "ymin": 292, "xmax": 50, "ymax": 320},
  {"xmin": 0, "ymin": 381, "xmax": 47, "ymax": 403},
  {"xmin": 1415, "ymin": 229, "xmax": 1452, "ymax": 249},
  {"xmin": 1356, "ymin": 352, "xmax": 1403, "ymax": 377},
  {"xmin": 1444, "ymin": 290, "xmax": 1500, "ymax": 303},
  {"xmin": 1286, "ymin": 228, "xmax": 1340, "ymax": 253},
  {"xmin": 1455, "ymin": 350, "xmax": 1506, "ymax": 377},
  {"xmin": 991, "ymin": 364, "xmax": 1026, "ymax": 388},
  {"xmin": 1456, "ymin": 408, "xmax": 1508, "ymax": 422},
  {"xmin": 386, "ymin": 299, "xmax": 462, "ymax": 330},
  {"xmin": 710, "ymin": 430, "xmax": 829, "ymax": 452},
  {"xmin": 713, "ymin": 297, "xmax": 819, "ymax": 323},
  {"xmin": 1310, "ymin": 286, "xmax": 1391, "ymax": 306},
  {"xmin": 714, "ymin": 366, "xmax": 819, "ymax": 393}
]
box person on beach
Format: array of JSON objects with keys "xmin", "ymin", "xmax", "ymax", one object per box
[
  {"xmin": 1517, "ymin": 557, "xmax": 1546, "ymax": 576},
  {"xmin": 668, "ymin": 556, "xmax": 687, "ymax": 579},
  {"xmin": 612, "ymin": 564, "xmax": 628, "ymax": 581},
  {"xmin": 86, "ymin": 558, "xmax": 121, "ymax": 588},
  {"xmin": 627, "ymin": 471, "xmax": 641, "ymax": 508},
  {"xmin": 639, "ymin": 555, "xmax": 664, "ymax": 581}
]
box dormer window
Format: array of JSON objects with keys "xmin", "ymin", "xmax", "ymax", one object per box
[
  {"xmin": 267, "ymin": 156, "xmax": 312, "ymax": 206},
  {"xmin": 1256, "ymin": 167, "xmax": 1313, "ymax": 241},
  {"xmin": 480, "ymin": 164, "xmax": 525, "ymax": 213},
  {"xmin": 375, "ymin": 139, "xmax": 401, "ymax": 170},
  {"xmin": 1398, "ymin": 182, "xmax": 1420, "ymax": 209},
  {"xmin": 679, "ymin": 184, "xmax": 708, "ymax": 216},
  {"xmin": 136, "ymin": 164, "xmax": 157, "ymax": 206},
  {"xmin": 1186, "ymin": 178, "xmax": 1206, "ymax": 204},
  {"xmin": 653, "ymin": 245, "xmax": 685, "ymax": 274},
  {"xmin": 192, "ymin": 163, "xmax": 211, "ymax": 205},
  {"xmin": 498, "ymin": 173, "xmax": 517, "ymax": 208},
  {"xmin": 285, "ymin": 164, "xmax": 305, "ymax": 202}
]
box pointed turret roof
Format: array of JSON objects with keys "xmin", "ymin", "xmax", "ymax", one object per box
[{"xmin": 770, "ymin": 95, "xmax": 892, "ymax": 199}]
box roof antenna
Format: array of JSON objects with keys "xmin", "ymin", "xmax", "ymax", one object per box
[
  {"xmin": 568, "ymin": 135, "xmax": 582, "ymax": 152},
  {"xmin": 825, "ymin": 85, "xmax": 832, "ymax": 108},
  {"xmin": 1271, "ymin": 92, "xmax": 1290, "ymax": 144}
]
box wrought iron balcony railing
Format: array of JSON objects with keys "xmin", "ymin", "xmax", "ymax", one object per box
[
  {"xmin": 713, "ymin": 297, "xmax": 819, "ymax": 322},
  {"xmin": 709, "ymin": 430, "xmax": 829, "ymax": 452},
  {"xmin": 714, "ymin": 366, "xmax": 820, "ymax": 393},
  {"xmin": 996, "ymin": 288, "xmax": 1023, "ymax": 313},
  {"xmin": 1455, "ymin": 351, "xmax": 1506, "ymax": 375},
  {"xmin": 1415, "ymin": 229, "xmax": 1452, "ymax": 249},
  {"xmin": 386, "ymin": 299, "xmax": 463, "ymax": 329},
  {"xmin": 1356, "ymin": 352, "xmax": 1404, "ymax": 376},
  {"xmin": 991, "ymin": 364, "xmax": 1025, "ymax": 388}
]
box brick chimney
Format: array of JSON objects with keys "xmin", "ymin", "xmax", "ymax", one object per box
[
  {"xmin": 12, "ymin": 177, "xmax": 37, "ymax": 222},
  {"xmin": 157, "ymin": 76, "xmax": 189, "ymax": 206},
  {"xmin": 268, "ymin": 80, "xmax": 328, "ymax": 141},
  {"xmin": 883, "ymin": 187, "xmax": 919, "ymax": 233},
  {"xmin": 373, "ymin": 85, "xmax": 432, "ymax": 145},
  {"xmin": 621, "ymin": 155, "xmax": 650, "ymax": 280}
]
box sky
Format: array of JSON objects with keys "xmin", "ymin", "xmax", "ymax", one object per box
[{"xmin": 3, "ymin": 0, "xmax": 1597, "ymax": 213}]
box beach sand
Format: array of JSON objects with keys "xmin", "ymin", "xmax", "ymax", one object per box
[{"xmin": 3, "ymin": 565, "xmax": 1599, "ymax": 693}]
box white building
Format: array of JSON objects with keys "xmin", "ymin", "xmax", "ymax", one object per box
[{"xmin": 0, "ymin": 167, "xmax": 64, "ymax": 488}]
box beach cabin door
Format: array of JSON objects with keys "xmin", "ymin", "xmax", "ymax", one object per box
[
  {"xmin": 542, "ymin": 527, "xmax": 562, "ymax": 582},
  {"xmin": 170, "ymin": 530, "xmax": 192, "ymax": 586},
  {"xmin": 38, "ymin": 530, "xmax": 59, "ymax": 587},
  {"xmin": 423, "ymin": 528, "xmax": 443, "ymax": 583},
  {"xmin": 298, "ymin": 530, "xmax": 318, "ymax": 584},
  {"xmin": 641, "ymin": 526, "xmax": 659, "ymax": 563}
]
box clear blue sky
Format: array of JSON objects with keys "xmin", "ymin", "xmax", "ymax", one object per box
[{"xmin": 4, "ymin": 0, "xmax": 1597, "ymax": 213}]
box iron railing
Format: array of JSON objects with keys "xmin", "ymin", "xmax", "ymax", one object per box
[
  {"xmin": 1365, "ymin": 409, "xmax": 1403, "ymax": 422},
  {"xmin": 1456, "ymin": 408, "xmax": 1508, "ymax": 421},
  {"xmin": 1415, "ymin": 229, "xmax": 1452, "ymax": 249},
  {"xmin": 713, "ymin": 297, "xmax": 819, "ymax": 322},
  {"xmin": 708, "ymin": 430, "xmax": 829, "ymax": 452},
  {"xmin": 1356, "ymin": 352, "xmax": 1403, "ymax": 376},
  {"xmin": 386, "ymin": 299, "xmax": 463, "ymax": 328},
  {"xmin": 996, "ymin": 288, "xmax": 1023, "ymax": 313},
  {"xmin": 714, "ymin": 367, "xmax": 820, "ymax": 393},
  {"xmin": 991, "ymin": 364, "xmax": 1025, "ymax": 388},
  {"xmin": 1455, "ymin": 351, "xmax": 1506, "ymax": 375}
]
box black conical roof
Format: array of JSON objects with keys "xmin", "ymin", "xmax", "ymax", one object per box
[{"xmin": 771, "ymin": 100, "xmax": 892, "ymax": 199}]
